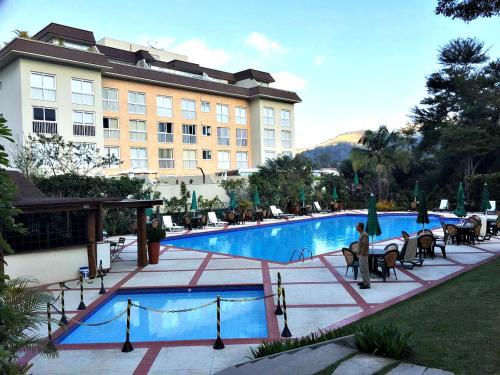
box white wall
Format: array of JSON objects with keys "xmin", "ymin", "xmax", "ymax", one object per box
[
  {"xmin": 157, "ymin": 182, "xmax": 229, "ymax": 203},
  {"xmin": 5, "ymin": 246, "xmax": 88, "ymax": 285}
]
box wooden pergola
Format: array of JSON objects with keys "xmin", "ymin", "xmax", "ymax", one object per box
[{"xmin": 5, "ymin": 171, "xmax": 162, "ymax": 278}]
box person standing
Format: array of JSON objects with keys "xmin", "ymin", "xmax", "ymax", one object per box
[{"xmin": 356, "ymin": 222, "xmax": 370, "ymax": 289}]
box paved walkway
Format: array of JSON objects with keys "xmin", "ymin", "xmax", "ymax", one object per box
[{"xmin": 23, "ymin": 211, "xmax": 499, "ymax": 374}]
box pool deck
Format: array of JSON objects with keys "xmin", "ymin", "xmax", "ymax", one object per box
[{"xmin": 24, "ymin": 210, "xmax": 500, "ymax": 374}]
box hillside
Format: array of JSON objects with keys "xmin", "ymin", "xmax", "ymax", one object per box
[{"xmin": 299, "ymin": 130, "xmax": 365, "ymax": 168}]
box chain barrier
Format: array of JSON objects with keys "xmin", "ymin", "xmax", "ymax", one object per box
[
  {"xmin": 131, "ymin": 299, "xmax": 217, "ymax": 314},
  {"xmin": 49, "ymin": 302, "xmax": 127, "ymax": 326},
  {"xmin": 219, "ymin": 293, "xmax": 276, "ymax": 303}
]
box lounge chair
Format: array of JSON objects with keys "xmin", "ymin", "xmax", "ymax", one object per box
[
  {"xmin": 438, "ymin": 199, "xmax": 448, "ymax": 211},
  {"xmin": 313, "ymin": 201, "xmax": 331, "ymax": 213},
  {"xmin": 377, "ymin": 243, "xmax": 399, "ymax": 281},
  {"xmin": 111, "ymin": 237, "xmax": 126, "ymax": 262},
  {"xmin": 487, "ymin": 201, "xmax": 496, "ymax": 215},
  {"xmin": 341, "ymin": 248, "xmax": 359, "ymax": 280},
  {"xmin": 479, "ymin": 217, "xmax": 491, "ymax": 240},
  {"xmin": 162, "ymin": 215, "xmax": 184, "ymax": 232},
  {"xmin": 208, "ymin": 211, "xmax": 227, "ymax": 227},
  {"xmin": 399, "ymin": 236, "xmax": 422, "ymax": 269},
  {"xmin": 269, "ymin": 205, "xmax": 295, "ymax": 219}
]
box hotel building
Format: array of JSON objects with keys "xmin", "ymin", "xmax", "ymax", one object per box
[{"xmin": 0, "ymin": 23, "xmax": 301, "ymax": 177}]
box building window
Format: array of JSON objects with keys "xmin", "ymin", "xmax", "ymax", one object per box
[
  {"xmin": 158, "ymin": 148, "xmax": 174, "ymax": 169},
  {"xmin": 236, "ymin": 129, "xmax": 248, "ymax": 147},
  {"xmin": 201, "ymin": 101, "xmax": 210, "ymax": 112},
  {"xmin": 102, "ymin": 88, "xmax": 118, "ymax": 111},
  {"xmin": 71, "ymin": 78, "xmax": 94, "ymax": 105},
  {"xmin": 30, "ymin": 72, "xmax": 56, "ymax": 101},
  {"xmin": 128, "ymin": 91, "xmax": 146, "ymax": 114},
  {"xmin": 32, "ymin": 107, "xmax": 57, "ymax": 134},
  {"xmin": 158, "ymin": 122, "xmax": 173, "ymax": 143},
  {"xmin": 265, "ymin": 150, "xmax": 276, "ymax": 160},
  {"xmin": 218, "ymin": 151, "xmax": 230, "ymax": 170},
  {"xmin": 157, "ymin": 95, "xmax": 173, "ymax": 117},
  {"xmin": 182, "ymin": 124, "xmax": 197, "ymax": 144},
  {"xmin": 236, "ymin": 152, "xmax": 248, "ymax": 169},
  {"xmin": 183, "ymin": 150, "xmax": 197, "ymax": 169},
  {"xmin": 202, "ymin": 125, "xmax": 212, "ymax": 136},
  {"xmin": 216, "ymin": 104, "xmax": 229, "ymax": 123},
  {"xmin": 104, "ymin": 146, "xmax": 120, "ymax": 167},
  {"xmin": 181, "ymin": 99, "xmax": 196, "ymax": 119},
  {"xmin": 202, "ymin": 150, "xmax": 212, "ymax": 160},
  {"xmin": 281, "ymin": 109, "xmax": 291, "ymax": 126},
  {"xmin": 263, "ymin": 107, "xmax": 274, "ymax": 126},
  {"xmin": 72, "ymin": 111, "xmax": 95, "ymax": 136},
  {"xmin": 217, "ymin": 127, "xmax": 230, "ymax": 145},
  {"xmin": 264, "ymin": 129, "xmax": 275, "ymax": 147},
  {"xmin": 129, "ymin": 120, "xmax": 147, "ymax": 141},
  {"xmin": 282, "ymin": 151, "xmax": 293, "ymax": 157},
  {"xmin": 103, "ymin": 117, "xmax": 119, "ymax": 140},
  {"xmin": 281, "ymin": 130, "xmax": 292, "ymax": 148},
  {"xmin": 235, "ymin": 107, "xmax": 247, "ymax": 125},
  {"xmin": 130, "ymin": 147, "xmax": 148, "ymax": 169}
]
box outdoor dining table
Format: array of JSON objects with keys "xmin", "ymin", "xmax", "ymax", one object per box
[
  {"xmin": 453, "ymin": 222, "xmax": 475, "ymax": 245},
  {"xmin": 252, "ymin": 210, "xmax": 264, "ymax": 222},
  {"xmin": 368, "ymin": 246, "xmax": 388, "ymax": 274},
  {"xmin": 189, "ymin": 215, "xmax": 204, "ymax": 229}
]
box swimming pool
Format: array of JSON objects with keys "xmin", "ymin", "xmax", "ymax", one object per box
[
  {"xmin": 165, "ymin": 214, "xmax": 455, "ymax": 263},
  {"xmin": 58, "ymin": 286, "xmax": 268, "ymax": 344}
]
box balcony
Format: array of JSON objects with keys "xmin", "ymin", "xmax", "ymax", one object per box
[
  {"xmin": 32, "ymin": 120, "xmax": 57, "ymax": 134},
  {"xmin": 73, "ymin": 124, "xmax": 96, "ymax": 136},
  {"xmin": 158, "ymin": 133, "xmax": 174, "ymax": 143},
  {"xmin": 182, "ymin": 134, "xmax": 197, "ymax": 144}
]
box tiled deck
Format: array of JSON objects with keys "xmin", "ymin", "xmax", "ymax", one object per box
[{"xmin": 24, "ymin": 211, "xmax": 499, "ymax": 374}]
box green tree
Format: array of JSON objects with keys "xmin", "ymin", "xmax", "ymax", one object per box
[{"xmin": 436, "ymin": 0, "xmax": 500, "ymax": 21}]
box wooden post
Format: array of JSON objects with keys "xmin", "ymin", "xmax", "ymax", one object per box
[
  {"xmin": 96, "ymin": 202, "xmax": 104, "ymax": 242},
  {"xmin": 86, "ymin": 210, "xmax": 97, "ymax": 278},
  {"xmin": 137, "ymin": 207, "xmax": 148, "ymax": 267}
]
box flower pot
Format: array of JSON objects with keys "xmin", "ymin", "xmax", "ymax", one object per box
[{"xmin": 147, "ymin": 242, "xmax": 160, "ymax": 264}]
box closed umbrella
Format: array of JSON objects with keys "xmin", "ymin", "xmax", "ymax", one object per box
[
  {"xmin": 480, "ymin": 183, "xmax": 491, "ymax": 215},
  {"xmin": 353, "ymin": 172, "xmax": 359, "ymax": 187},
  {"xmin": 417, "ymin": 190, "xmax": 429, "ymax": 229},
  {"xmin": 332, "ymin": 185, "xmax": 339, "ymax": 202},
  {"xmin": 413, "ymin": 181, "xmax": 419, "ymax": 202},
  {"xmin": 453, "ymin": 183, "xmax": 466, "ymax": 218},
  {"xmin": 253, "ymin": 189, "xmax": 261, "ymax": 208},
  {"xmin": 299, "ymin": 186, "xmax": 306, "ymax": 207},
  {"xmin": 229, "ymin": 191, "xmax": 237, "ymax": 211},
  {"xmin": 190, "ymin": 191, "xmax": 198, "ymax": 217},
  {"xmin": 366, "ymin": 193, "xmax": 382, "ymax": 247}
]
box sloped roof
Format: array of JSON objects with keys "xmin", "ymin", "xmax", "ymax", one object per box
[{"xmin": 33, "ymin": 23, "xmax": 96, "ymax": 44}]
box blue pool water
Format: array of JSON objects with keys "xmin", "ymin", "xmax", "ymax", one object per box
[
  {"xmin": 165, "ymin": 214, "xmax": 455, "ymax": 263},
  {"xmin": 58, "ymin": 287, "xmax": 267, "ymax": 344}
]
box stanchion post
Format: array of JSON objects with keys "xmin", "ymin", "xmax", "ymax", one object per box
[
  {"xmin": 213, "ymin": 296, "xmax": 225, "ymax": 349},
  {"xmin": 59, "ymin": 283, "xmax": 68, "ymax": 326},
  {"xmin": 122, "ymin": 298, "xmax": 134, "ymax": 352},
  {"xmin": 274, "ymin": 272, "xmax": 283, "ymax": 315},
  {"xmin": 46, "ymin": 302, "xmax": 56, "ymax": 350},
  {"xmin": 77, "ymin": 274, "xmax": 86, "ymax": 310},
  {"xmin": 280, "ymin": 288, "xmax": 292, "ymax": 338},
  {"xmin": 99, "ymin": 260, "xmax": 106, "ymax": 295}
]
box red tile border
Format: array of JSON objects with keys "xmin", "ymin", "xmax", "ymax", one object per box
[
  {"xmin": 133, "ymin": 346, "xmax": 162, "ymax": 375},
  {"xmin": 261, "ymin": 261, "xmax": 281, "ymax": 340},
  {"xmin": 188, "ymin": 252, "xmax": 213, "ymax": 286}
]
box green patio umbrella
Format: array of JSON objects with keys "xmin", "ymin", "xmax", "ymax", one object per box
[
  {"xmin": 253, "ymin": 189, "xmax": 261, "ymax": 208},
  {"xmin": 480, "ymin": 183, "xmax": 491, "ymax": 214},
  {"xmin": 416, "ymin": 190, "xmax": 429, "ymax": 228},
  {"xmin": 229, "ymin": 191, "xmax": 237, "ymax": 211},
  {"xmin": 413, "ymin": 181, "xmax": 419, "ymax": 202},
  {"xmin": 366, "ymin": 193, "xmax": 382, "ymax": 247},
  {"xmin": 353, "ymin": 172, "xmax": 359, "ymax": 187},
  {"xmin": 332, "ymin": 185, "xmax": 339, "ymax": 202},
  {"xmin": 453, "ymin": 183, "xmax": 467, "ymax": 218},
  {"xmin": 299, "ymin": 186, "xmax": 306, "ymax": 207},
  {"xmin": 190, "ymin": 191, "xmax": 198, "ymax": 217}
]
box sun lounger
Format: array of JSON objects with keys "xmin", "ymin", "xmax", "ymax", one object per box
[
  {"xmin": 208, "ymin": 211, "xmax": 227, "ymax": 227},
  {"xmin": 313, "ymin": 201, "xmax": 331, "ymax": 213},
  {"xmin": 269, "ymin": 205, "xmax": 294, "ymax": 219},
  {"xmin": 487, "ymin": 201, "xmax": 496, "ymax": 215},
  {"xmin": 438, "ymin": 199, "xmax": 448, "ymax": 211},
  {"xmin": 399, "ymin": 236, "xmax": 422, "ymax": 269},
  {"xmin": 162, "ymin": 215, "xmax": 184, "ymax": 232}
]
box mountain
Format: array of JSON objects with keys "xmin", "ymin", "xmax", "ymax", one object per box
[{"xmin": 298, "ymin": 130, "xmax": 365, "ymax": 168}]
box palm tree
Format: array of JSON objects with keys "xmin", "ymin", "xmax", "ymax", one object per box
[
  {"xmin": 0, "ymin": 277, "xmax": 57, "ymax": 373},
  {"xmin": 12, "ymin": 29, "xmax": 30, "ymax": 38}
]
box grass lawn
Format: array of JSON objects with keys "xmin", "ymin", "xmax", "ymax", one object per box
[{"xmin": 350, "ymin": 257, "xmax": 500, "ymax": 374}]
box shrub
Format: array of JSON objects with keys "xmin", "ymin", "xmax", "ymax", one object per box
[
  {"xmin": 376, "ymin": 200, "xmax": 399, "ymax": 211},
  {"xmin": 354, "ymin": 324, "xmax": 412, "ymax": 359},
  {"xmin": 146, "ymin": 224, "xmax": 165, "ymax": 243}
]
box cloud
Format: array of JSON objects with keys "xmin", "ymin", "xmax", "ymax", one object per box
[
  {"xmin": 271, "ymin": 71, "xmax": 308, "ymax": 91},
  {"xmin": 245, "ymin": 32, "xmax": 283, "ymax": 56},
  {"xmin": 135, "ymin": 36, "xmax": 231, "ymax": 68},
  {"xmin": 314, "ymin": 54, "xmax": 326, "ymax": 65}
]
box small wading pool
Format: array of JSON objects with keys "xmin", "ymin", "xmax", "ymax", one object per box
[
  {"xmin": 58, "ymin": 286, "xmax": 268, "ymax": 345},
  {"xmin": 164, "ymin": 213, "xmax": 457, "ymax": 263}
]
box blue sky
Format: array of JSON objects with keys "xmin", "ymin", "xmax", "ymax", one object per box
[{"xmin": 1, "ymin": 0, "xmax": 499, "ymax": 147}]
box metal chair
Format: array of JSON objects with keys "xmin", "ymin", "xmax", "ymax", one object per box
[{"xmin": 111, "ymin": 237, "xmax": 126, "ymax": 262}]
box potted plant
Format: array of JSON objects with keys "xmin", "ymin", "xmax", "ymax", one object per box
[{"xmin": 146, "ymin": 219, "xmax": 165, "ymax": 264}]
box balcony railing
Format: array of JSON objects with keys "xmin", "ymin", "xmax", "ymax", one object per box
[
  {"xmin": 73, "ymin": 124, "xmax": 96, "ymax": 136},
  {"xmin": 158, "ymin": 133, "xmax": 174, "ymax": 143},
  {"xmin": 182, "ymin": 110, "xmax": 196, "ymax": 120},
  {"xmin": 31, "ymin": 87, "xmax": 56, "ymax": 101},
  {"xmin": 33, "ymin": 120, "xmax": 58, "ymax": 134},
  {"xmin": 159, "ymin": 160, "xmax": 175, "ymax": 169},
  {"xmin": 182, "ymin": 134, "xmax": 197, "ymax": 144}
]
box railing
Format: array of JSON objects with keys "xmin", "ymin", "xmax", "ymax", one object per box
[
  {"xmin": 158, "ymin": 133, "xmax": 174, "ymax": 143},
  {"xmin": 31, "ymin": 87, "xmax": 56, "ymax": 101},
  {"xmin": 33, "ymin": 120, "xmax": 58, "ymax": 134},
  {"xmin": 282, "ymin": 140, "xmax": 292, "ymax": 148},
  {"xmin": 103, "ymin": 100, "xmax": 119, "ymax": 111},
  {"xmin": 159, "ymin": 160, "xmax": 174, "ymax": 169},
  {"xmin": 73, "ymin": 124, "xmax": 96, "ymax": 136},
  {"xmin": 289, "ymin": 248, "xmax": 313, "ymax": 262},
  {"xmin": 182, "ymin": 110, "xmax": 196, "ymax": 120},
  {"xmin": 104, "ymin": 129, "xmax": 120, "ymax": 140},
  {"xmin": 182, "ymin": 134, "xmax": 196, "ymax": 144},
  {"xmin": 72, "ymin": 92, "xmax": 94, "ymax": 105}
]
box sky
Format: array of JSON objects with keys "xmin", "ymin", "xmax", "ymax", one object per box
[{"xmin": 0, "ymin": 0, "xmax": 499, "ymax": 148}]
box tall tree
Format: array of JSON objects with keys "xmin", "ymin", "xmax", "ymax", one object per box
[{"xmin": 436, "ymin": 0, "xmax": 500, "ymax": 21}]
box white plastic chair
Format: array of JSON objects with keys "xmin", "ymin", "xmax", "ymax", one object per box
[
  {"xmin": 208, "ymin": 212, "xmax": 227, "ymax": 227},
  {"xmin": 162, "ymin": 215, "xmax": 184, "ymax": 232},
  {"xmin": 438, "ymin": 199, "xmax": 448, "ymax": 211}
]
